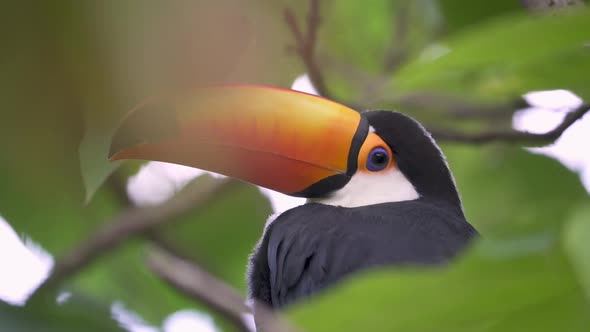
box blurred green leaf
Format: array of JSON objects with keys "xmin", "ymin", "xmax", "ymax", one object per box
[
  {"xmin": 443, "ymin": 146, "xmax": 588, "ymax": 236},
  {"xmin": 438, "ymin": 0, "xmax": 524, "ymax": 34},
  {"xmin": 0, "ymin": 2, "xmax": 122, "ymax": 254},
  {"xmin": 564, "ymin": 203, "xmax": 590, "ymax": 298},
  {"xmin": 78, "ymin": 0, "xmax": 299, "ymax": 201},
  {"xmin": 0, "ymin": 296, "xmax": 124, "ymax": 332},
  {"xmin": 391, "ymin": 9, "xmax": 590, "ymax": 101},
  {"xmin": 288, "ymin": 238, "xmax": 589, "ymax": 331}
]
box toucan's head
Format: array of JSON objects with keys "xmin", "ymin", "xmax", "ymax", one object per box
[{"xmin": 110, "ymin": 85, "xmax": 461, "ymax": 211}]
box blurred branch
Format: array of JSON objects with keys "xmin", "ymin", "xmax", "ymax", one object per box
[
  {"xmin": 284, "ymin": 0, "xmax": 331, "ymax": 98},
  {"xmin": 383, "ymin": 1, "xmax": 410, "ymax": 73},
  {"xmin": 394, "ymin": 92, "xmax": 526, "ymax": 120},
  {"xmin": 147, "ymin": 245, "xmax": 251, "ymax": 332},
  {"xmin": 30, "ymin": 177, "xmax": 239, "ymax": 300},
  {"xmin": 147, "ymin": 245, "xmax": 297, "ymax": 332},
  {"xmin": 520, "ymin": 0, "xmax": 585, "ymax": 11},
  {"xmin": 430, "ymin": 103, "xmax": 590, "ymax": 145}
]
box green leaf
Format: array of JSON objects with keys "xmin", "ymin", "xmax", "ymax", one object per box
[
  {"xmin": 0, "ymin": 2, "xmax": 122, "ymax": 254},
  {"xmin": 438, "ymin": 0, "xmax": 524, "ymax": 34},
  {"xmin": 77, "ymin": 0, "xmax": 299, "ymax": 201},
  {"xmin": 0, "ymin": 296, "xmax": 125, "ymax": 332},
  {"xmin": 564, "ymin": 203, "xmax": 590, "ymax": 299},
  {"xmin": 289, "ymin": 238, "xmax": 589, "ymax": 331},
  {"xmin": 443, "ymin": 146, "xmax": 588, "ymax": 236},
  {"xmin": 391, "ymin": 9, "xmax": 590, "ymax": 101},
  {"xmin": 483, "ymin": 292, "xmax": 590, "ymax": 332}
]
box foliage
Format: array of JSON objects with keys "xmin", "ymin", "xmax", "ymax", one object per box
[
  {"xmin": 0, "ymin": 0, "xmax": 589, "ymax": 331},
  {"xmin": 0, "ymin": 294, "xmax": 125, "ymax": 332},
  {"xmin": 391, "ymin": 9, "xmax": 590, "ymax": 101}
]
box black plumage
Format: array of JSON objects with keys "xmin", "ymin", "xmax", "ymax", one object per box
[{"xmin": 247, "ymin": 111, "xmax": 477, "ymax": 311}]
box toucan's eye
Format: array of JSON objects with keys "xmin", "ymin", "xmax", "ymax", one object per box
[
  {"xmin": 366, "ymin": 147, "xmax": 389, "ymax": 172},
  {"xmin": 357, "ymin": 132, "xmax": 394, "ymax": 173}
]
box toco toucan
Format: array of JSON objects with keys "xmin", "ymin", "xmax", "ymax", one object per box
[{"xmin": 109, "ymin": 85, "xmax": 477, "ymax": 319}]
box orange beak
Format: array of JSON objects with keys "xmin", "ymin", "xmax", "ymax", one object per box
[{"xmin": 109, "ymin": 85, "xmax": 368, "ymax": 197}]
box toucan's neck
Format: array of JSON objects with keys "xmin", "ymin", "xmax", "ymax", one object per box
[
  {"xmin": 365, "ymin": 111, "xmax": 464, "ymax": 217},
  {"xmin": 398, "ymin": 147, "xmax": 463, "ymax": 216}
]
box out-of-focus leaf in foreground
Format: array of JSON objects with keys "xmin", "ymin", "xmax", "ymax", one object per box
[
  {"xmin": 78, "ymin": 0, "xmax": 299, "ymax": 201},
  {"xmin": 391, "ymin": 9, "xmax": 590, "ymax": 101},
  {"xmin": 444, "ymin": 146, "xmax": 588, "ymax": 235},
  {"xmin": 0, "ymin": 296, "xmax": 124, "ymax": 332},
  {"xmin": 437, "ymin": 0, "xmax": 524, "ymax": 33},
  {"xmin": 289, "ymin": 240, "xmax": 590, "ymax": 332},
  {"xmin": 564, "ymin": 203, "xmax": 590, "ymax": 298},
  {"xmin": 0, "ymin": 1, "xmax": 120, "ymax": 254}
]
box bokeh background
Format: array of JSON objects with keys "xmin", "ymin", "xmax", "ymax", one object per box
[{"xmin": 1, "ymin": 1, "xmax": 589, "ymax": 331}]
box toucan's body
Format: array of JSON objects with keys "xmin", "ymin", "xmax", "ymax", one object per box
[
  {"xmin": 249, "ymin": 200, "xmax": 476, "ymax": 308},
  {"xmin": 108, "ymin": 85, "xmax": 477, "ymax": 323}
]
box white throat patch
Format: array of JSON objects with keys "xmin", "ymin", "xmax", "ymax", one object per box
[{"xmin": 310, "ymin": 168, "xmax": 420, "ymax": 208}]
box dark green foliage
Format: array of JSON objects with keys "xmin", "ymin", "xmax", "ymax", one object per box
[{"xmin": 0, "ymin": 295, "xmax": 125, "ymax": 332}]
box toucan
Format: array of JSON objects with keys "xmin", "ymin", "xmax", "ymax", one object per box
[{"xmin": 109, "ymin": 85, "xmax": 477, "ymax": 318}]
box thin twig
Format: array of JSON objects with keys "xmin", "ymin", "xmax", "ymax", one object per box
[
  {"xmin": 520, "ymin": 0, "xmax": 585, "ymax": 12},
  {"xmin": 383, "ymin": 0, "xmax": 411, "ymax": 73},
  {"xmin": 147, "ymin": 246, "xmax": 252, "ymax": 332},
  {"xmin": 393, "ymin": 92, "xmax": 526, "ymax": 120},
  {"xmin": 30, "ymin": 177, "xmax": 239, "ymax": 300},
  {"xmin": 147, "ymin": 246, "xmax": 298, "ymax": 332},
  {"xmin": 430, "ymin": 103, "xmax": 590, "ymax": 145},
  {"xmin": 284, "ymin": 9, "xmax": 304, "ymax": 47},
  {"xmin": 284, "ymin": 0, "xmax": 330, "ymax": 98}
]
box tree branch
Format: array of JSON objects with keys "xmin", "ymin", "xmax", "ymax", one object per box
[
  {"xmin": 30, "ymin": 176, "xmax": 240, "ymax": 299},
  {"xmin": 383, "ymin": 0, "xmax": 411, "ymax": 73},
  {"xmin": 147, "ymin": 246, "xmax": 298, "ymax": 332},
  {"xmin": 520, "ymin": 0, "xmax": 585, "ymax": 12},
  {"xmin": 395, "ymin": 92, "xmax": 526, "ymax": 120},
  {"xmin": 284, "ymin": 0, "xmax": 330, "ymax": 98},
  {"xmin": 430, "ymin": 103, "xmax": 590, "ymax": 145},
  {"xmin": 147, "ymin": 246, "xmax": 251, "ymax": 332}
]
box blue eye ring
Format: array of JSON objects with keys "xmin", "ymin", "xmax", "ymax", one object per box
[{"xmin": 366, "ymin": 147, "xmax": 389, "ymax": 172}]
